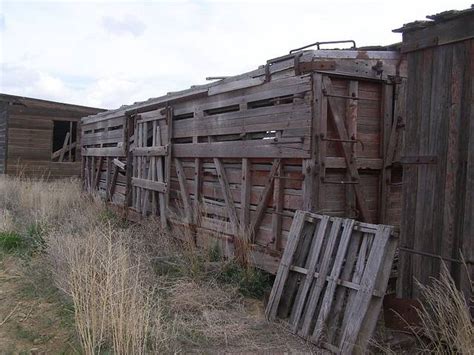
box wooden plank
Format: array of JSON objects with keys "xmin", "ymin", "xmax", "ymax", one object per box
[
  {"xmin": 132, "ymin": 146, "xmax": 168, "ymax": 156},
  {"xmin": 173, "ymin": 139, "xmax": 310, "ymax": 159},
  {"xmin": 240, "ymin": 158, "xmax": 251, "ymax": 233},
  {"xmin": 345, "ymin": 81, "xmax": 358, "ymax": 218},
  {"xmin": 208, "ymin": 76, "xmax": 265, "ymax": 96},
  {"xmin": 339, "ymin": 225, "xmax": 392, "ymax": 354},
  {"xmin": 272, "ymin": 161, "xmax": 284, "ymax": 250},
  {"xmin": 323, "ymin": 76, "xmax": 371, "ymax": 222},
  {"xmin": 213, "ymin": 158, "xmax": 240, "ymax": 234},
  {"xmin": 311, "ymin": 218, "xmax": 356, "ymax": 343},
  {"xmin": 113, "ymin": 158, "xmax": 126, "ymax": 170},
  {"xmin": 249, "ymin": 159, "xmax": 280, "ymax": 241},
  {"xmin": 155, "ymin": 125, "xmax": 167, "ymax": 227},
  {"xmin": 94, "ymin": 156, "xmax": 104, "ymax": 190},
  {"xmin": 175, "ymin": 158, "xmax": 193, "ymax": 223},
  {"xmin": 265, "ymin": 210, "xmax": 307, "ymax": 321},
  {"xmin": 58, "ymin": 131, "xmax": 70, "ymax": 162},
  {"xmin": 82, "ymin": 147, "xmax": 125, "ymax": 157},
  {"xmin": 298, "ymin": 218, "xmax": 343, "ymax": 338},
  {"xmin": 289, "ymin": 215, "xmax": 330, "ymax": 332},
  {"xmin": 131, "ymin": 177, "xmax": 167, "ymax": 193},
  {"xmin": 165, "ymin": 107, "xmax": 173, "ymax": 217}
]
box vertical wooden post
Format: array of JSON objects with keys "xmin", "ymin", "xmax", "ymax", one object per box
[
  {"xmin": 272, "ymin": 161, "xmax": 284, "ymax": 250},
  {"xmin": 345, "ymin": 80, "xmax": 358, "ymax": 218},
  {"xmin": 240, "ymin": 158, "xmax": 251, "ymax": 233}
]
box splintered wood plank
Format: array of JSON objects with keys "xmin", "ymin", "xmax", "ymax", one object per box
[
  {"xmin": 175, "ymin": 158, "xmax": 193, "ymax": 223},
  {"xmin": 311, "ymin": 218, "xmax": 356, "ymax": 343},
  {"xmin": 323, "ymin": 76, "xmax": 371, "ymax": 223},
  {"xmin": 240, "ymin": 158, "xmax": 251, "ymax": 232},
  {"xmin": 289, "ymin": 215, "xmax": 330, "ymax": 332},
  {"xmin": 214, "ymin": 157, "xmax": 239, "ymax": 234},
  {"xmin": 298, "ymin": 217, "xmax": 343, "ymax": 338},
  {"xmin": 339, "ymin": 225, "xmax": 392, "ymax": 354},
  {"xmin": 265, "ymin": 210, "xmax": 307, "ymax": 321},
  {"xmin": 250, "ymin": 159, "xmax": 280, "ymax": 241}
]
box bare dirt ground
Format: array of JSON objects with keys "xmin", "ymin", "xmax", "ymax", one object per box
[
  {"xmin": 0, "ymin": 256, "xmax": 79, "ymax": 354},
  {"xmin": 0, "ymin": 255, "xmax": 318, "ymax": 354}
]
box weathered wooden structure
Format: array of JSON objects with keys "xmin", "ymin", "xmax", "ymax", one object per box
[
  {"xmin": 394, "ymin": 7, "xmax": 474, "ymax": 304},
  {"xmin": 82, "ymin": 47, "xmax": 406, "ymax": 273},
  {"xmin": 266, "ymin": 211, "xmax": 397, "ymax": 353},
  {"xmin": 0, "ymin": 94, "xmax": 104, "ymax": 178}
]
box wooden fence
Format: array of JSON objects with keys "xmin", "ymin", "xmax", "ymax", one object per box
[{"xmin": 81, "ymin": 49, "xmax": 406, "ymax": 273}]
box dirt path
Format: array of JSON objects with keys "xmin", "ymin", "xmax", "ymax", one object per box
[{"xmin": 0, "ymin": 255, "xmax": 79, "ymax": 354}]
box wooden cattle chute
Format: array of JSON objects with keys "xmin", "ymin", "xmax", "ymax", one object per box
[
  {"xmin": 394, "ymin": 8, "xmax": 474, "ymax": 304},
  {"xmin": 0, "ymin": 94, "xmax": 104, "ymax": 178},
  {"xmin": 81, "ymin": 48, "xmax": 406, "ymax": 273}
]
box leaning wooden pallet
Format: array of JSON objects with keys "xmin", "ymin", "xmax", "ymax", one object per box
[{"xmin": 266, "ymin": 210, "xmax": 397, "ymax": 354}]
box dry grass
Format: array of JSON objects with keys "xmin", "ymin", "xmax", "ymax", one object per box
[
  {"xmin": 0, "ymin": 176, "xmax": 314, "ymax": 353},
  {"xmin": 413, "ymin": 264, "xmax": 473, "ymax": 354}
]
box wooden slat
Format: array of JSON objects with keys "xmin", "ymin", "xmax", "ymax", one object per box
[
  {"xmin": 175, "ymin": 158, "xmax": 193, "ymax": 223},
  {"xmin": 213, "ymin": 157, "xmax": 240, "ymax": 234},
  {"xmin": 311, "ymin": 218, "xmax": 356, "ymax": 343},
  {"xmin": 131, "ymin": 177, "xmax": 167, "ymax": 193},
  {"xmin": 132, "ymin": 146, "xmax": 168, "ymax": 156},
  {"xmin": 82, "ymin": 147, "xmax": 125, "ymax": 157},
  {"xmin": 298, "ymin": 218, "xmax": 343, "ymax": 338},
  {"xmin": 58, "ymin": 131, "xmax": 70, "ymax": 162},
  {"xmin": 339, "ymin": 226, "xmax": 392, "ymax": 354},
  {"xmin": 173, "ymin": 139, "xmax": 310, "ymax": 159},
  {"xmin": 265, "ymin": 210, "xmax": 307, "ymax": 321},
  {"xmin": 249, "ymin": 159, "xmax": 280, "ymax": 241},
  {"xmin": 240, "ymin": 158, "xmax": 251, "ymax": 232},
  {"xmin": 208, "ymin": 77, "xmax": 265, "ymax": 96},
  {"xmin": 289, "ymin": 215, "xmax": 330, "ymax": 332}
]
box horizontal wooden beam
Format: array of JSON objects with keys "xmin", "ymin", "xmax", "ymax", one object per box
[
  {"xmin": 173, "ymin": 139, "xmax": 310, "ymax": 158},
  {"xmin": 131, "ymin": 177, "xmax": 167, "ymax": 193},
  {"xmin": 132, "ymin": 146, "xmax": 168, "ymax": 157},
  {"xmin": 325, "ymin": 157, "xmax": 383, "ymax": 170},
  {"xmin": 208, "ymin": 77, "xmax": 265, "ymax": 96},
  {"xmin": 82, "ymin": 147, "xmax": 126, "ymax": 157}
]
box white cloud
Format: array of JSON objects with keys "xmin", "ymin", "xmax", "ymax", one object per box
[
  {"xmin": 102, "ymin": 15, "xmax": 146, "ymax": 37},
  {"xmin": 0, "ymin": 0, "xmax": 471, "ymax": 109}
]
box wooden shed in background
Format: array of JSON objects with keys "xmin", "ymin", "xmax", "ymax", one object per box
[
  {"xmin": 81, "ymin": 46, "xmax": 407, "ymax": 273},
  {"xmin": 0, "ymin": 94, "xmax": 104, "ymax": 178},
  {"xmin": 394, "ymin": 7, "xmax": 473, "ymax": 305}
]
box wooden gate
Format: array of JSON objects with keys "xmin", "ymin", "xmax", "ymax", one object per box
[{"xmin": 131, "ymin": 108, "xmax": 171, "ymax": 226}]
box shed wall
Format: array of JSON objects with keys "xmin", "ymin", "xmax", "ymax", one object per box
[
  {"xmin": 398, "ymin": 29, "xmax": 473, "ymax": 301},
  {"xmin": 1, "ymin": 95, "xmax": 104, "ymax": 178}
]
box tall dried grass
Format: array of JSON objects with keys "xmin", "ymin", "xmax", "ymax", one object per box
[{"xmin": 414, "ymin": 264, "xmax": 473, "ymax": 354}]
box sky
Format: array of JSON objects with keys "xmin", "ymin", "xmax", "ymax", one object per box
[{"xmin": 0, "ymin": 0, "xmax": 471, "ymax": 109}]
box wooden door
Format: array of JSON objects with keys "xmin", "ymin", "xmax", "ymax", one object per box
[{"xmin": 131, "ymin": 108, "xmax": 170, "ymax": 227}]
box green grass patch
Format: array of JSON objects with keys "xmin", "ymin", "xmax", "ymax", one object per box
[
  {"xmin": 216, "ymin": 261, "xmax": 272, "ymax": 299},
  {"xmin": 0, "ymin": 231, "xmax": 25, "ymax": 252}
]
